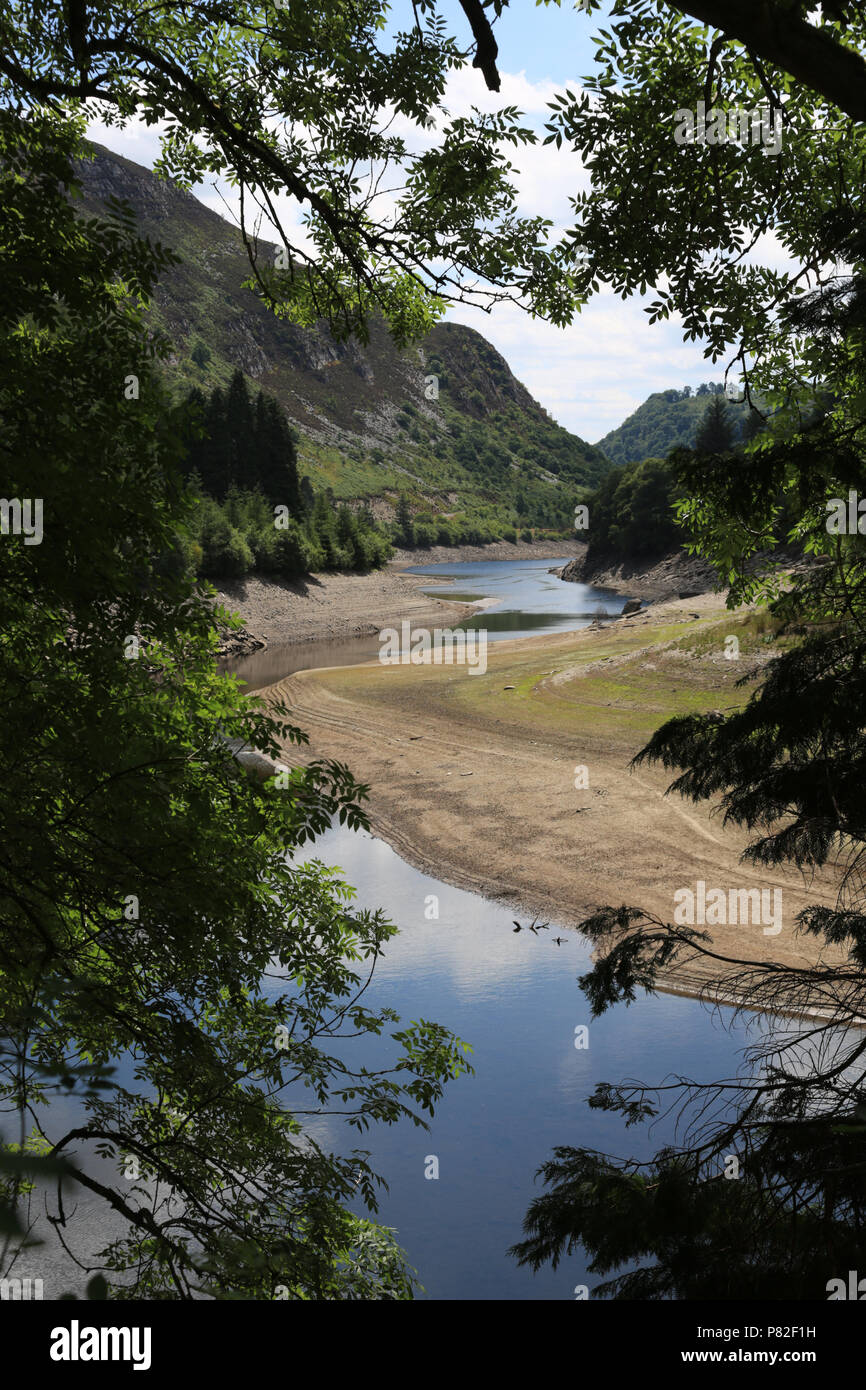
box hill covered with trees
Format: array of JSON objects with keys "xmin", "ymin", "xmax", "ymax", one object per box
[
  {"xmin": 578, "ymin": 392, "xmax": 776, "ymax": 574},
  {"xmin": 75, "ymin": 143, "xmax": 612, "ymax": 552},
  {"xmin": 596, "ymin": 383, "xmax": 754, "ymax": 467}
]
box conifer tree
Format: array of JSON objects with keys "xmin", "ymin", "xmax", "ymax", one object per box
[
  {"xmin": 694, "ymin": 393, "xmax": 736, "ymax": 455},
  {"xmin": 254, "ymin": 391, "xmax": 301, "ymax": 514}
]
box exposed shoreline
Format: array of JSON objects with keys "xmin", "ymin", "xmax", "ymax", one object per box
[
  {"xmin": 254, "ymin": 587, "xmax": 842, "ymax": 1013},
  {"xmin": 214, "ymin": 539, "xmax": 589, "ymax": 649},
  {"xmin": 216, "ymin": 548, "xmax": 843, "ymax": 1016}
]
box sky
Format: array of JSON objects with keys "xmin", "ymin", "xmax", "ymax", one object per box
[{"xmin": 86, "ymin": 1, "xmax": 741, "ymax": 444}]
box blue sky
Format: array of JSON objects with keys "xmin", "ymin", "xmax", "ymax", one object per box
[{"xmin": 87, "ymin": 1, "xmax": 730, "ymax": 444}]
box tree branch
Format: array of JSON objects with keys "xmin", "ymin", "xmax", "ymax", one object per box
[
  {"xmin": 667, "ymin": 0, "xmax": 866, "ymax": 122},
  {"xmin": 458, "ymin": 0, "xmax": 501, "ymax": 91}
]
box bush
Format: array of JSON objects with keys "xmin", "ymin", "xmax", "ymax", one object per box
[{"xmin": 201, "ymin": 522, "xmax": 253, "ymax": 577}]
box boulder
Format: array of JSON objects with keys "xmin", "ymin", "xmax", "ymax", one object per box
[{"xmin": 621, "ymin": 598, "xmax": 642, "ymax": 616}]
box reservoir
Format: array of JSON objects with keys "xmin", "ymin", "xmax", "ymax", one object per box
[
  {"xmin": 11, "ymin": 558, "xmax": 772, "ymax": 1301},
  {"xmin": 282, "ymin": 823, "xmax": 770, "ymax": 1301},
  {"xmin": 227, "ymin": 554, "xmax": 629, "ymax": 691}
]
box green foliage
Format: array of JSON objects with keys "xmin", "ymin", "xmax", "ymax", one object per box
[
  {"xmin": 395, "ymin": 493, "xmax": 414, "ymax": 548},
  {"xmin": 0, "ymin": 110, "xmax": 470, "ymax": 1300},
  {"xmin": 516, "ymin": 0, "xmax": 866, "ymax": 1300},
  {"xmin": 694, "ymin": 393, "xmax": 737, "ymax": 455},
  {"xmin": 182, "ymin": 372, "xmax": 302, "ymax": 512},
  {"xmin": 72, "ymin": 148, "xmax": 612, "ymax": 542},
  {"xmin": 597, "ymin": 385, "xmax": 751, "ymax": 468},
  {"xmin": 189, "ymin": 486, "xmax": 391, "ymax": 578},
  {"xmin": 0, "ymin": 0, "xmax": 580, "ymax": 340},
  {"xmin": 585, "ymin": 457, "xmax": 682, "ymax": 562}
]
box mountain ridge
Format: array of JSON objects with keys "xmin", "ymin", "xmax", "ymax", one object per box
[
  {"xmin": 74, "ymin": 143, "xmax": 610, "ymax": 534},
  {"xmin": 595, "ymin": 385, "xmax": 753, "ymax": 468}
]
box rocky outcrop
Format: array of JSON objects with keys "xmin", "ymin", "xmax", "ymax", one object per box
[
  {"xmin": 557, "ymin": 549, "xmax": 719, "ymax": 602},
  {"xmin": 216, "ymin": 626, "xmax": 267, "ymax": 660}
]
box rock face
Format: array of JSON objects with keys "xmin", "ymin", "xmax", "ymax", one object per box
[
  {"xmin": 556, "ymin": 556, "xmax": 584, "ymax": 584},
  {"xmin": 73, "ymin": 143, "xmax": 609, "ymax": 502},
  {"xmin": 232, "ymin": 748, "xmax": 289, "ymax": 781},
  {"xmin": 557, "ymin": 549, "xmax": 719, "ymax": 602}
]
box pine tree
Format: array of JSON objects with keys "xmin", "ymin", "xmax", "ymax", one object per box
[
  {"xmin": 254, "ymin": 392, "xmax": 301, "ymax": 514},
  {"xmin": 694, "ymin": 393, "xmax": 736, "ymax": 454},
  {"xmin": 224, "ymin": 369, "xmax": 254, "ymax": 491},
  {"xmin": 202, "ymin": 386, "xmax": 231, "ymax": 498},
  {"xmin": 395, "ymin": 493, "xmax": 414, "ymax": 547},
  {"xmin": 299, "ymin": 475, "xmax": 315, "ymax": 515}
]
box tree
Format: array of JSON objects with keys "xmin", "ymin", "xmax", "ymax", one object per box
[
  {"xmin": 694, "ymin": 393, "xmax": 736, "ymax": 455},
  {"xmin": 254, "ymin": 392, "xmax": 301, "ymax": 514},
  {"xmin": 299, "ymin": 475, "xmax": 316, "ymax": 515},
  {"xmin": 0, "ymin": 111, "xmax": 471, "ymax": 1299},
  {"xmin": 508, "ymin": 1, "xmax": 866, "ymax": 1297},
  {"xmin": 395, "ymin": 494, "xmax": 415, "ymax": 548},
  {"xmin": 183, "ymin": 378, "xmax": 302, "ymax": 514},
  {"xmin": 0, "ymin": 0, "xmax": 575, "ymax": 345},
  {"xmin": 224, "ymin": 370, "xmax": 254, "ymax": 489}
]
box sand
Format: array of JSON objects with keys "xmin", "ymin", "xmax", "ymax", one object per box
[
  {"xmin": 213, "ymin": 542, "xmax": 587, "ymax": 647},
  {"xmin": 257, "ymin": 588, "xmax": 844, "ymax": 1005}
]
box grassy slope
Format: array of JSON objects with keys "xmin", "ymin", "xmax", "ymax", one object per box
[{"xmin": 75, "ymin": 143, "xmax": 610, "ymax": 532}]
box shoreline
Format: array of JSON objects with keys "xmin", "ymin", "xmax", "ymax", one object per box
[
  {"xmin": 214, "ymin": 539, "xmax": 590, "ymax": 650},
  {"xmin": 257, "ymin": 589, "xmax": 844, "ymax": 1015}
]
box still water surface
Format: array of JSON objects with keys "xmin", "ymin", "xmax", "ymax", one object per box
[
  {"xmin": 228, "ymin": 555, "xmax": 632, "ymax": 691},
  {"xmin": 227, "ymin": 558, "xmax": 753, "ymax": 1300},
  {"xmin": 283, "ymin": 824, "xmax": 769, "ymax": 1301},
  {"xmin": 14, "ymin": 560, "xmax": 763, "ymax": 1301}
]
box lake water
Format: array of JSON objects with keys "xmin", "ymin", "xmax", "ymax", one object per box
[
  {"xmin": 220, "ymin": 558, "xmax": 769, "ymax": 1300},
  {"xmin": 227, "ymin": 555, "xmax": 632, "ymax": 691},
  {"xmin": 406, "ymin": 555, "xmax": 630, "ymax": 639},
  {"xmin": 281, "ymin": 824, "xmax": 775, "ymax": 1301}
]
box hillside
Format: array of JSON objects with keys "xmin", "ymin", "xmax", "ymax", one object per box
[
  {"xmin": 596, "ymin": 386, "xmax": 752, "ymax": 467},
  {"xmin": 74, "ymin": 143, "xmax": 610, "ymax": 534}
]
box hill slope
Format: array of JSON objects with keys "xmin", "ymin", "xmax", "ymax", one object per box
[
  {"xmin": 596, "ymin": 386, "xmax": 752, "ymax": 468},
  {"xmin": 74, "ymin": 143, "xmax": 609, "ymax": 532}
]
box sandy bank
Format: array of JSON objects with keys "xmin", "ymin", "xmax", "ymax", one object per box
[
  {"xmin": 214, "ymin": 568, "xmax": 483, "ymax": 648},
  {"xmin": 213, "ymin": 541, "xmax": 587, "ymax": 648},
  {"xmin": 260, "ymin": 590, "xmax": 843, "ymax": 1006}
]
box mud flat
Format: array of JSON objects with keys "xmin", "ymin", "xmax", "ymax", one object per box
[
  {"xmin": 213, "ymin": 568, "xmax": 484, "ymax": 648},
  {"xmin": 261, "ymin": 589, "xmax": 844, "ymax": 1003},
  {"xmin": 213, "ymin": 542, "xmax": 587, "ymax": 648}
]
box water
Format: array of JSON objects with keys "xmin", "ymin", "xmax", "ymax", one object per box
[
  {"xmin": 279, "ymin": 825, "xmax": 770, "ymax": 1301},
  {"xmin": 407, "ymin": 555, "xmax": 631, "ymax": 641},
  {"xmin": 7, "ymin": 557, "xmax": 761, "ymax": 1300},
  {"xmin": 227, "ymin": 557, "xmax": 634, "ymax": 691},
  {"xmin": 9, "ymin": 821, "xmax": 773, "ymax": 1302}
]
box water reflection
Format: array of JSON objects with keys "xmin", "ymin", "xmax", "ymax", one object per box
[
  {"xmin": 223, "ymin": 557, "xmax": 636, "ymax": 692},
  {"xmin": 281, "ymin": 825, "xmax": 765, "ymax": 1301}
]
